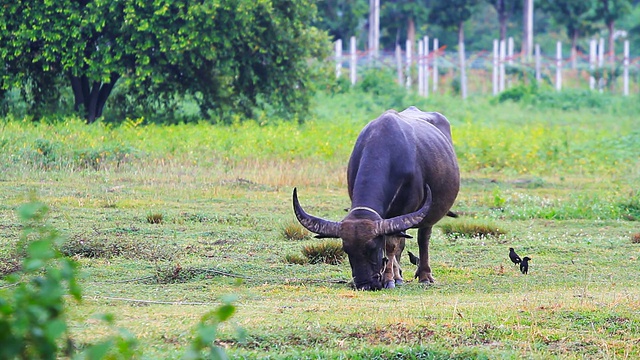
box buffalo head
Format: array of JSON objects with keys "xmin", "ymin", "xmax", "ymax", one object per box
[{"xmin": 292, "ymin": 186, "xmax": 432, "ymax": 290}]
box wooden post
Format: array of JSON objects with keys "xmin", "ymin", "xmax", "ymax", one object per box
[
  {"xmin": 350, "ymin": 36, "xmax": 357, "ymax": 85},
  {"xmin": 556, "ymin": 41, "xmax": 562, "ymax": 91},
  {"xmin": 433, "ymin": 38, "xmax": 439, "ymax": 92},
  {"xmin": 493, "ymin": 39, "xmax": 499, "ymax": 95},
  {"xmin": 459, "ymin": 37, "xmax": 467, "ymax": 99},
  {"xmin": 589, "ymin": 39, "xmax": 596, "ymax": 90},
  {"xmin": 406, "ymin": 40, "xmax": 412, "ymax": 89},
  {"xmin": 374, "ymin": 0, "xmax": 380, "ymax": 59},
  {"xmin": 418, "ymin": 40, "xmax": 424, "ymax": 96},
  {"xmin": 523, "ymin": 0, "xmax": 533, "ymax": 61},
  {"xmin": 507, "ymin": 37, "xmax": 514, "ymax": 88},
  {"xmin": 499, "ymin": 39, "xmax": 506, "ymax": 92},
  {"xmin": 335, "ymin": 39, "xmax": 342, "ymax": 79},
  {"xmin": 535, "ymin": 44, "xmax": 541, "ymax": 83},
  {"xmin": 368, "ymin": 0, "xmax": 373, "ymax": 60},
  {"xmin": 598, "ymin": 38, "xmax": 605, "ymax": 92},
  {"xmin": 623, "ymin": 40, "xmax": 629, "ymax": 96},
  {"xmin": 423, "ymin": 36, "xmax": 429, "ymax": 97},
  {"xmin": 396, "ymin": 43, "xmax": 403, "ymax": 86}
]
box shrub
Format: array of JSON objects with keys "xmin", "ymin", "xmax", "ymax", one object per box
[{"xmin": 0, "ymin": 197, "xmax": 82, "ymax": 359}]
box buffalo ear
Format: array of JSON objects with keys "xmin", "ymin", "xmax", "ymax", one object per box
[{"xmin": 396, "ymin": 231, "xmax": 413, "ymax": 239}]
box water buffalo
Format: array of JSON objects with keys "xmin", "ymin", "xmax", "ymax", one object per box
[{"xmin": 293, "ymin": 106, "xmax": 460, "ymax": 290}]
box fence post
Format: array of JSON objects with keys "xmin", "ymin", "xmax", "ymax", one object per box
[
  {"xmin": 335, "ymin": 39, "xmax": 342, "ymax": 79},
  {"xmin": 423, "ymin": 36, "xmax": 429, "ymax": 97},
  {"xmin": 499, "ymin": 39, "xmax": 506, "ymax": 92},
  {"xmin": 598, "ymin": 38, "xmax": 605, "ymax": 92},
  {"xmin": 433, "ymin": 38, "xmax": 439, "ymax": 92},
  {"xmin": 492, "ymin": 39, "xmax": 498, "ymax": 95},
  {"xmin": 418, "ymin": 40, "xmax": 424, "ymax": 96},
  {"xmin": 350, "ymin": 36, "xmax": 357, "ymax": 85},
  {"xmin": 556, "ymin": 41, "xmax": 562, "ymax": 91},
  {"xmin": 623, "ymin": 40, "xmax": 629, "ymax": 96},
  {"xmin": 535, "ymin": 44, "xmax": 541, "ymax": 84},
  {"xmin": 406, "ymin": 40, "xmax": 412, "ymax": 89},
  {"xmin": 589, "ymin": 39, "xmax": 596, "ymax": 90},
  {"xmin": 507, "ymin": 37, "xmax": 514, "ymax": 88},
  {"xmin": 396, "ymin": 43, "xmax": 403, "ymax": 86},
  {"xmin": 374, "ymin": 0, "xmax": 380, "ymax": 59},
  {"xmin": 459, "ymin": 39, "xmax": 467, "ymax": 99}
]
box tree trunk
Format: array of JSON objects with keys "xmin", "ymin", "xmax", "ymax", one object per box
[
  {"xmin": 498, "ymin": 0, "xmax": 506, "ymax": 42},
  {"xmin": 407, "ymin": 17, "xmax": 416, "ymax": 53},
  {"xmin": 69, "ymin": 73, "xmax": 119, "ymax": 124},
  {"xmin": 571, "ymin": 30, "xmax": 579, "ymax": 69},
  {"xmin": 607, "ymin": 20, "xmax": 615, "ymax": 64},
  {"xmin": 608, "ymin": 20, "xmax": 615, "ymax": 91}
]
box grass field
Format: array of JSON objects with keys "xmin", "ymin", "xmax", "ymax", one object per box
[{"xmin": 1, "ymin": 91, "xmax": 639, "ymax": 359}]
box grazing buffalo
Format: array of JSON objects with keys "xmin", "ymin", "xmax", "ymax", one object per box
[{"xmin": 293, "ymin": 106, "xmax": 460, "ymax": 290}]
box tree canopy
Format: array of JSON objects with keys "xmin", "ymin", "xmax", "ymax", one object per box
[{"xmin": 0, "ymin": 0, "xmax": 328, "ymax": 123}]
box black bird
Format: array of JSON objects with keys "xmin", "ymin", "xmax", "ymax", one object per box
[
  {"xmin": 408, "ymin": 251, "xmax": 420, "ymax": 279},
  {"xmin": 509, "ymin": 247, "xmax": 522, "ymax": 265},
  {"xmin": 520, "ymin": 257, "xmax": 531, "ymax": 274},
  {"xmin": 408, "ymin": 251, "xmax": 420, "ymax": 266}
]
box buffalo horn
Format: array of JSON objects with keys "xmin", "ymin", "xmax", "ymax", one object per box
[
  {"xmin": 376, "ymin": 184, "xmax": 432, "ymax": 236},
  {"xmin": 292, "ymin": 188, "xmax": 341, "ymax": 238}
]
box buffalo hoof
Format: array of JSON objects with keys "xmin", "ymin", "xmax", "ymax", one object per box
[
  {"xmin": 419, "ymin": 274, "xmax": 436, "ymax": 284},
  {"xmin": 384, "ymin": 280, "xmax": 396, "ymax": 289},
  {"xmin": 394, "ymin": 279, "xmax": 404, "ymax": 286}
]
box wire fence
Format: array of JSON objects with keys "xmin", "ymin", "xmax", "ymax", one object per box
[{"xmin": 334, "ymin": 37, "xmax": 640, "ymax": 97}]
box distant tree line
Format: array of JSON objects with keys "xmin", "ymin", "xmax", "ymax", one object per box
[
  {"xmin": 316, "ymin": 0, "xmax": 639, "ymax": 63},
  {"xmin": 0, "ymin": 0, "xmax": 638, "ymax": 123}
]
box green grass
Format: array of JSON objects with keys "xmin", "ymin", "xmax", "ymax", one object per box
[{"xmin": 1, "ymin": 92, "xmax": 639, "ymax": 358}]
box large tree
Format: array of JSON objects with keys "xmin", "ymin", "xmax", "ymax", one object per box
[
  {"xmin": 380, "ymin": 0, "xmax": 429, "ymax": 49},
  {"xmin": 428, "ymin": 0, "xmax": 480, "ymax": 99},
  {"xmin": 486, "ymin": 0, "xmax": 522, "ymax": 42},
  {"xmin": 314, "ymin": 0, "xmax": 369, "ymax": 41},
  {"xmin": 540, "ymin": 0, "xmax": 597, "ymax": 68},
  {"xmin": 591, "ymin": 0, "xmax": 633, "ymax": 64},
  {"xmin": 0, "ymin": 0, "xmax": 327, "ymax": 123}
]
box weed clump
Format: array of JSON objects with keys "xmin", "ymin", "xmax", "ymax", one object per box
[
  {"xmin": 301, "ymin": 240, "xmax": 345, "ymax": 265},
  {"xmin": 632, "ymin": 233, "xmax": 640, "ymax": 244},
  {"xmin": 440, "ymin": 221, "xmax": 506, "ymax": 239},
  {"xmin": 282, "ymin": 221, "xmax": 309, "ymax": 240},
  {"xmin": 284, "ymin": 253, "xmax": 308, "ymax": 265},
  {"xmin": 146, "ymin": 213, "xmax": 164, "ymax": 224}
]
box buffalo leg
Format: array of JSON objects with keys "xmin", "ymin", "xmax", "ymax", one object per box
[
  {"xmin": 417, "ymin": 226, "xmax": 435, "ymax": 283},
  {"xmin": 383, "ymin": 236, "xmax": 405, "ymax": 288}
]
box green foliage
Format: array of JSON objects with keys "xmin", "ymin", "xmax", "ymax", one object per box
[
  {"xmin": 0, "ymin": 196, "xmax": 81, "ymax": 359},
  {"xmin": 0, "ymin": 0, "xmax": 328, "ymax": 123},
  {"xmin": 184, "ymin": 295, "xmax": 243, "ymax": 360}
]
